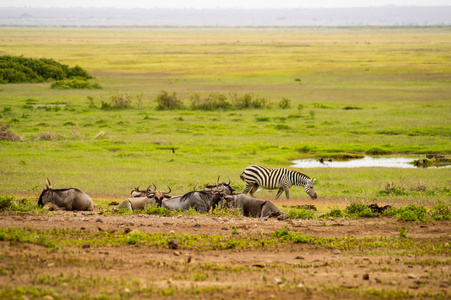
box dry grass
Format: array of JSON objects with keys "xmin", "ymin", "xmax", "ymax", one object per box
[{"xmin": 0, "ymin": 123, "xmax": 22, "ymax": 142}]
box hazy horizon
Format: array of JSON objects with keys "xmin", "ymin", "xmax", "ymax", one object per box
[{"xmin": 2, "ymin": 0, "xmax": 450, "ymax": 9}]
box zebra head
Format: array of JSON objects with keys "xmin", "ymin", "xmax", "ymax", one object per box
[{"xmin": 305, "ymin": 178, "xmax": 317, "ymax": 199}]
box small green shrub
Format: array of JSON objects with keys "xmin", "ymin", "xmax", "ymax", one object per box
[
  {"xmin": 0, "ymin": 196, "xmax": 42, "ymax": 213},
  {"xmin": 286, "ymin": 208, "xmax": 316, "ymax": 220},
  {"xmin": 272, "ymin": 228, "xmax": 312, "ymax": 244},
  {"xmin": 278, "ymin": 97, "xmax": 291, "ymax": 109},
  {"xmin": 429, "ymin": 201, "xmax": 451, "ymax": 221},
  {"xmin": 190, "ymin": 92, "xmax": 231, "ymax": 110},
  {"xmin": 193, "ymin": 273, "xmax": 207, "ymax": 281},
  {"xmin": 366, "ymin": 147, "xmax": 391, "ymax": 155},
  {"xmin": 255, "ymin": 117, "xmax": 270, "ymax": 122},
  {"xmin": 378, "ymin": 181, "xmax": 408, "ymax": 196},
  {"xmin": 345, "ymin": 201, "xmax": 377, "ymax": 218},
  {"xmin": 156, "ymin": 90, "xmax": 184, "ymax": 110},
  {"xmin": 274, "ymin": 124, "xmax": 292, "ymax": 130},
  {"xmin": 51, "ymin": 78, "xmax": 102, "ymax": 89},
  {"xmin": 101, "ymin": 93, "xmax": 139, "ymax": 110},
  {"xmin": 230, "ymin": 93, "xmax": 269, "ymax": 109},
  {"xmin": 291, "ymin": 234, "xmax": 312, "ymax": 244},
  {"xmin": 398, "ymin": 226, "xmax": 409, "ymax": 238},
  {"xmin": 393, "ymin": 204, "xmax": 428, "ymax": 222},
  {"xmin": 343, "ymin": 106, "xmax": 362, "ymax": 110},
  {"xmin": 145, "ymin": 204, "xmax": 175, "ymax": 216},
  {"xmin": 0, "ymin": 195, "xmax": 14, "ymax": 211},
  {"xmin": 323, "ymin": 207, "xmax": 344, "ymax": 218},
  {"xmin": 126, "ymin": 232, "xmax": 146, "ymax": 245}
]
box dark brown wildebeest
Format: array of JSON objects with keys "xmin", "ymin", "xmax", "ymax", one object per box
[
  {"xmin": 38, "ymin": 179, "xmax": 94, "ymax": 211},
  {"xmin": 119, "ymin": 184, "xmax": 172, "ymax": 211},
  {"xmin": 221, "ymin": 193, "xmax": 285, "ymax": 219},
  {"xmin": 162, "ymin": 178, "xmax": 234, "ymax": 213}
]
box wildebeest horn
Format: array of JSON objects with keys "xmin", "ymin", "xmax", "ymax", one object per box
[
  {"xmin": 163, "ymin": 185, "xmax": 172, "ymax": 195},
  {"xmin": 217, "ymin": 176, "xmax": 220, "ymax": 185},
  {"xmin": 147, "ymin": 184, "xmax": 156, "ymax": 194},
  {"xmin": 46, "ymin": 178, "xmax": 52, "ymax": 189},
  {"xmin": 135, "ymin": 184, "xmax": 141, "ymax": 191},
  {"xmin": 210, "ymin": 185, "xmax": 225, "ymax": 195},
  {"xmin": 227, "ymin": 176, "xmax": 231, "ymax": 185},
  {"xmin": 193, "ymin": 183, "xmax": 198, "ymax": 191}
]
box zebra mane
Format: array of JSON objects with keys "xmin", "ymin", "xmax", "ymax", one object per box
[{"xmin": 289, "ymin": 169, "xmax": 311, "ymax": 179}]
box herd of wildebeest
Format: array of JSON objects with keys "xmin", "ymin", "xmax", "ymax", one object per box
[{"xmin": 38, "ymin": 165, "xmax": 319, "ymax": 220}]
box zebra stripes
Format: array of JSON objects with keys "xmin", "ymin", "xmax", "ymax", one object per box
[{"xmin": 240, "ymin": 165, "xmax": 317, "ymax": 200}]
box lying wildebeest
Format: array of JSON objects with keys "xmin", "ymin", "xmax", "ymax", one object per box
[
  {"xmin": 38, "ymin": 179, "xmax": 95, "ymax": 211},
  {"xmin": 162, "ymin": 178, "xmax": 234, "ymax": 213},
  {"xmin": 221, "ymin": 193, "xmax": 285, "ymax": 219},
  {"xmin": 119, "ymin": 184, "xmax": 172, "ymax": 211},
  {"xmin": 130, "ymin": 184, "xmax": 147, "ymax": 198}
]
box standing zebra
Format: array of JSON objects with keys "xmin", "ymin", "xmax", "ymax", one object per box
[{"xmin": 240, "ymin": 165, "xmax": 317, "ymax": 200}]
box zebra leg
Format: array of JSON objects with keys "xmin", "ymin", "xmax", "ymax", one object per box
[
  {"xmin": 249, "ymin": 184, "xmax": 259, "ymax": 197},
  {"xmin": 242, "ymin": 182, "xmax": 253, "ymax": 194},
  {"xmin": 275, "ymin": 188, "xmax": 284, "ymax": 199},
  {"xmin": 284, "ymin": 187, "xmax": 290, "ymax": 200}
]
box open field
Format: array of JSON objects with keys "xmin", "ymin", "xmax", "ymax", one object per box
[
  {"xmin": 0, "ymin": 209, "xmax": 450, "ymax": 299},
  {"xmin": 0, "ymin": 27, "xmax": 450, "ymax": 299}
]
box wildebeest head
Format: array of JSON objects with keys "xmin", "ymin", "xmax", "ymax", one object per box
[
  {"xmin": 130, "ymin": 184, "xmax": 147, "ymax": 197},
  {"xmin": 38, "ymin": 178, "xmax": 53, "ymax": 206},
  {"xmin": 204, "ymin": 176, "xmax": 235, "ymax": 195},
  {"xmin": 305, "ymin": 178, "xmax": 317, "ymax": 199},
  {"xmin": 147, "ymin": 183, "xmax": 172, "ymax": 207}
]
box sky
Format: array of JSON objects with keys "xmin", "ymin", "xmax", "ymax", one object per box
[{"xmin": 1, "ymin": 0, "xmax": 450, "ymax": 9}]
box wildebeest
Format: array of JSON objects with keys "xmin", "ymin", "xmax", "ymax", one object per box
[
  {"xmin": 130, "ymin": 184, "xmax": 147, "ymax": 198},
  {"xmin": 119, "ymin": 184, "xmax": 172, "ymax": 211},
  {"xmin": 221, "ymin": 193, "xmax": 285, "ymax": 219},
  {"xmin": 38, "ymin": 179, "xmax": 94, "ymax": 211},
  {"xmin": 162, "ymin": 178, "xmax": 234, "ymax": 213}
]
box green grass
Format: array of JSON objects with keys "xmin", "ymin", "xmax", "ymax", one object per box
[{"xmin": 0, "ymin": 27, "xmax": 450, "ymax": 204}]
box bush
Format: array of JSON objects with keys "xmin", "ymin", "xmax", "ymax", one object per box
[
  {"xmin": 51, "ymin": 78, "xmax": 102, "ymax": 89},
  {"xmin": 0, "ymin": 196, "xmax": 42, "ymax": 213},
  {"xmin": 393, "ymin": 204, "xmax": 428, "ymax": 222},
  {"xmin": 231, "ymin": 93, "xmax": 269, "ymax": 109},
  {"xmin": 145, "ymin": 204, "xmax": 175, "ymax": 216},
  {"xmin": 100, "ymin": 93, "xmax": 138, "ymax": 110},
  {"xmin": 278, "ymin": 97, "xmax": 291, "ymax": 109},
  {"xmin": 366, "ymin": 147, "xmax": 391, "ymax": 155},
  {"xmin": 286, "ymin": 208, "xmax": 316, "ymax": 220},
  {"xmin": 378, "ymin": 181, "xmax": 408, "ymax": 196},
  {"xmin": 0, "ymin": 122, "xmax": 22, "ymax": 142},
  {"xmin": 323, "ymin": 207, "xmax": 344, "ymax": 218},
  {"xmin": 190, "ymin": 92, "xmax": 231, "ymax": 110},
  {"xmin": 429, "ymin": 201, "xmax": 451, "ymax": 221},
  {"xmin": 0, "ymin": 195, "xmax": 14, "ymax": 211},
  {"xmin": 345, "ymin": 201, "xmax": 377, "ymax": 218},
  {"xmin": 272, "ymin": 228, "xmax": 312, "ymax": 243},
  {"xmin": 0, "ymin": 55, "xmax": 92, "ymax": 83},
  {"xmin": 156, "ymin": 90, "xmax": 184, "ymax": 110}
]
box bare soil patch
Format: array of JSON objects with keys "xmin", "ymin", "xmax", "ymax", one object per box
[{"xmin": 0, "ymin": 211, "xmax": 450, "ymax": 299}]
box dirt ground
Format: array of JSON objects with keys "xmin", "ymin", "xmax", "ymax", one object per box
[{"xmin": 0, "ymin": 208, "xmax": 450, "ymax": 299}]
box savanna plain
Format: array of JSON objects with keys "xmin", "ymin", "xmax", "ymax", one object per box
[{"xmin": 0, "ymin": 27, "xmax": 450, "ymax": 299}]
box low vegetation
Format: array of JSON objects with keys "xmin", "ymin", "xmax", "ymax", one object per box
[
  {"xmin": 51, "ymin": 78, "xmax": 102, "ymax": 90},
  {"xmin": 0, "ymin": 55, "xmax": 92, "ymax": 83}
]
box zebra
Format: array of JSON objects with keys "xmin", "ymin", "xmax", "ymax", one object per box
[{"xmin": 240, "ymin": 165, "xmax": 317, "ymax": 200}]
